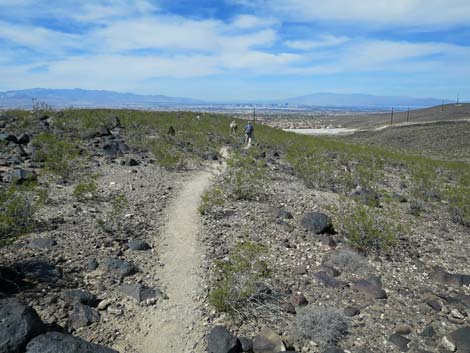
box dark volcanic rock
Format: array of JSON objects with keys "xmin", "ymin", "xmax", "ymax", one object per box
[
  {"xmin": 15, "ymin": 260, "xmax": 62, "ymax": 284},
  {"xmin": 314, "ymin": 271, "xmax": 348, "ymax": 289},
  {"xmin": 63, "ymin": 290, "xmax": 97, "ymax": 306},
  {"xmin": 127, "ymin": 240, "xmax": 151, "ymax": 251},
  {"xmin": 125, "ymin": 157, "xmax": 139, "ymax": 166},
  {"xmin": 353, "ymin": 277, "xmax": 387, "ymax": 299},
  {"xmin": 420, "ymin": 325, "xmax": 436, "ymax": 338},
  {"xmin": 0, "ymin": 267, "xmax": 23, "ymax": 295},
  {"xmin": 343, "ymin": 307, "xmax": 360, "ymax": 317},
  {"xmin": 102, "ymin": 257, "xmax": 137, "ymax": 277},
  {"xmin": 26, "ymin": 332, "xmax": 118, "ymax": 353},
  {"xmin": 430, "ymin": 267, "xmax": 470, "ymax": 287},
  {"xmin": 27, "ymin": 238, "xmax": 57, "ymax": 249},
  {"xmin": 276, "ymin": 209, "xmax": 293, "ymax": 220},
  {"xmin": 118, "ymin": 283, "xmax": 162, "ymax": 302},
  {"xmin": 238, "ymin": 337, "xmax": 253, "ymax": 352},
  {"xmin": 17, "ymin": 134, "xmax": 30, "ymax": 145},
  {"xmin": 448, "ymin": 327, "xmax": 470, "ymax": 352},
  {"xmin": 203, "ymin": 152, "xmax": 219, "ymax": 161},
  {"xmin": 353, "ymin": 189, "xmax": 380, "ymax": 207},
  {"xmin": 300, "ymin": 212, "xmax": 335, "ymax": 234},
  {"xmin": 389, "ymin": 333, "xmax": 410, "ymax": 352},
  {"xmin": 290, "ymin": 294, "xmax": 308, "ymax": 306},
  {"xmin": 207, "ymin": 326, "xmax": 241, "ymax": 353},
  {"xmin": 67, "ymin": 303, "xmax": 100, "ymax": 329},
  {"xmin": 0, "ymin": 298, "xmax": 45, "ymax": 353}
]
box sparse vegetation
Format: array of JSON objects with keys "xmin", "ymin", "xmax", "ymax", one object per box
[
  {"xmin": 224, "ymin": 151, "xmax": 267, "ymax": 200},
  {"xmin": 199, "ymin": 186, "xmax": 225, "ymax": 215},
  {"xmin": 338, "ymin": 203, "xmax": 404, "ymax": 253},
  {"xmin": 209, "ymin": 241, "xmax": 274, "ymax": 317},
  {"xmin": 0, "ymin": 183, "xmax": 45, "ymax": 244},
  {"xmin": 295, "ymin": 305, "xmax": 349, "ymax": 349},
  {"xmin": 73, "ymin": 176, "xmax": 98, "ymax": 202},
  {"xmin": 32, "ymin": 133, "xmax": 79, "ymax": 178}
]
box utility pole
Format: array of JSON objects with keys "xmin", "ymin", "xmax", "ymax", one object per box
[
  {"xmin": 390, "ymin": 108, "xmax": 394, "ymax": 125},
  {"xmin": 406, "ymin": 107, "xmax": 410, "ymax": 122},
  {"xmin": 456, "ymin": 93, "xmax": 460, "ymax": 105},
  {"xmin": 253, "ymin": 108, "xmax": 256, "ymax": 122},
  {"xmin": 441, "ymin": 100, "xmax": 444, "ymax": 112}
]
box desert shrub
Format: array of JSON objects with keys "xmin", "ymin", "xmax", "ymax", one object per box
[
  {"xmin": 97, "ymin": 193, "xmax": 129, "ymax": 232},
  {"xmin": 73, "ymin": 177, "xmax": 98, "ymax": 202},
  {"xmin": 149, "ymin": 138, "xmax": 184, "ymax": 170},
  {"xmin": 224, "ymin": 152, "xmax": 267, "ymax": 200},
  {"xmin": 408, "ymin": 199, "xmax": 426, "ymax": 216},
  {"xmin": 445, "ymin": 184, "xmax": 470, "ymax": 226},
  {"xmin": 0, "ymin": 183, "xmax": 45, "ymax": 244},
  {"xmin": 326, "ymin": 248, "xmax": 370, "ymax": 273},
  {"xmin": 295, "ymin": 305, "xmax": 349, "ymax": 349},
  {"xmin": 32, "ymin": 133, "xmax": 79, "ymax": 178},
  {"xmin": 199, "ymin": 186, "xmax": 224, "ymax": 215},
  {"xmin": 339, "ymin": 203, "xmax": 404, "ymax": 253},
  {"xmin": 209, "ymin": 241, "xmax": 274, "ymax": 317},
  {"xmin": 408, "ymin": 164, "xmax": 442, "ymax": 202}
]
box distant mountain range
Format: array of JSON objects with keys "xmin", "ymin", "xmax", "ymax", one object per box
[{"xmin": 0, "ymin": 88, "xmax": 455, "ymax": 109}]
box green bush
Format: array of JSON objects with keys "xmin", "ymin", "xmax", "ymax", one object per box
[
  {"xmin": 0, "ymin": 183, "xmax": 45, "ymax": 244},
  {"xmin": 223, "ymin": 151, "xmax": 267, "ymax": 200},
  {"xmin": 209, "ymin": 241, "xmax": 270, "ymax": 315},
  {"xmin": 199, "ymin": 186, "xmax": 225, "ymax": 215},
  {"xmin": 33, "ymin": 133, "xmax": 79, "ymax": 178},
  {"xmin": 339, "ymin": 203, "xmax": 404, "ymax": 253},
  {"xmin": 73, "ymin": 177, "xmax": 98, "ymax": 202},
  {"xmin": 97, "ymin": 193, "xmax": 129, "ymax": 232},
  {"xmin": 445, "ymin": 184, "xmax": 470, "ymax": 226}
]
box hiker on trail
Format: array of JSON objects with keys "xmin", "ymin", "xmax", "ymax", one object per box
[
  {"xmin": 230, "ymin": 120, "xmax": 237, "ymax": 134},
  {"xmin": 244, "ymin": 121, "xmax": 254, "ymax": 146},
  {"xmin": 168, "ymin": 126, "xmax": 175, "ymax": 136}
]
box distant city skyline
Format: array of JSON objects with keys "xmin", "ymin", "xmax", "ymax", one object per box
[{"xmin": 0, "ymin": 1, "xmax": 469, "ymax": 101}]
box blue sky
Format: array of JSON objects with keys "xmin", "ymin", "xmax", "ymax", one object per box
[{"xmin": 0, "ymin": 0, "xmax": 469, "ymax": 100}]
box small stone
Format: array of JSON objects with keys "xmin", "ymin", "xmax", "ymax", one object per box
[
  {"xmin": 448, "ymin": 327, "xmax": 470, "ymax": 352},
  {"xmin": 441, "ymin": 336, "xmax": 456, "ymax": 352},
  {"xmin": 67, "ymin": 303, "xmax": 100, "ymax": 329},
  {"xmin": 293, "ymin": 266, "xmax": 307, "ymax": 275},
  {"xmin": 27, "ymin": 238, "xmax": 57, "ymax": 249},
  {"xmin": 207, "ymin": 326, "xmax": 240, "ymax": 353},
  {"xmin": 389, "ymin": 333, "xmax": 410, "ymax": 352},
  {"xmin": 290, "ymin": 294, "xmax": 308, "ymax": 306},
  {"xmin": 420, "ymin": 325, "xmax": 436, "ymax": 338},
  {"xmin": 107, "ymin": 305, "xmax": 123, "ymax": 316},
  {"xmin": 449, "ymin": 309, "xmax": 465, "ymax": 320},
  {"xmin": 253, "ymin": 327, "xmax": 285, "ymax": 353},
  {"xmin": 395, "ymin": 325, "xmax": 412, "ymax": 335},
  {"xmin": 426, "ymin": 299, "xmax": 441, "ymax": 312},
  {"xmin": 97, "ymin": 299, "xmax": 111, "ymax": 311},
  {"xmin": 127, "ymin": 240, "xmax": 151, "ymax": 251},
  {"xmin": 343, "ymin": 307, "xmax": 360, "ymax": 317},
  {"xmin": 300, "ymin": 212, "xmax": 335, "ymax": 234}
]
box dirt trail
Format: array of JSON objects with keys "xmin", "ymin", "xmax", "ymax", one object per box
[{"xmin": 135, "ymin": 149, "xmax": 228, "ymax": 353}]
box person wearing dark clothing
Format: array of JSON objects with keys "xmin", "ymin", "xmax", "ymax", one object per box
[{"xmin": 244, "ymin": 121, "xmax": 254, "ymax": 145}]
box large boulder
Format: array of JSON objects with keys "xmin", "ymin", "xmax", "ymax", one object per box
[
  {"xmin": 102, "ymin": 258, "xmax": 137, "ymax": 277},
  {"xmin": 207, "ymin": 326, "xmax": 241, "ymax": 353},
  {"xmin": 15, "ymin": 260, "xmax": 62, "ymax": 284},
  {"xmin": 0, "ymin": 298, "xmax": 45, "ymax": 353},
  {"xmin": 448, "ymin": 327, "xmax": 470, "ymax": 352},
  {"xmin": 26, "ymin": 332, "xmax": 118, "ymax": 353},
  {"xmin": 300, "ymin": 212, "xmax": 335, "ymax": 234}
]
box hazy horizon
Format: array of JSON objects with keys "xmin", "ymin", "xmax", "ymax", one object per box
[{"xmin": 0, "ymin": 1, "xmax": 469, "ymax": 101}]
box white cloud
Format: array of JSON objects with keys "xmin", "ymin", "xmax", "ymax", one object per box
[
  {"xmin": 0, "ymin": 21, "xmax": 80, "ymax": 54},
  {"xmin": 285, "ymin": 35, "xmax": 349, "ymax": 50},
  {"xmin": 235, "ymin": 0, "xmax": 470, "ymax": 27}
]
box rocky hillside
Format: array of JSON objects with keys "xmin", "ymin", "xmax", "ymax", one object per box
[{"xmin": 1, "ymin": 108, "xmax": 469, "ymax": 353}]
